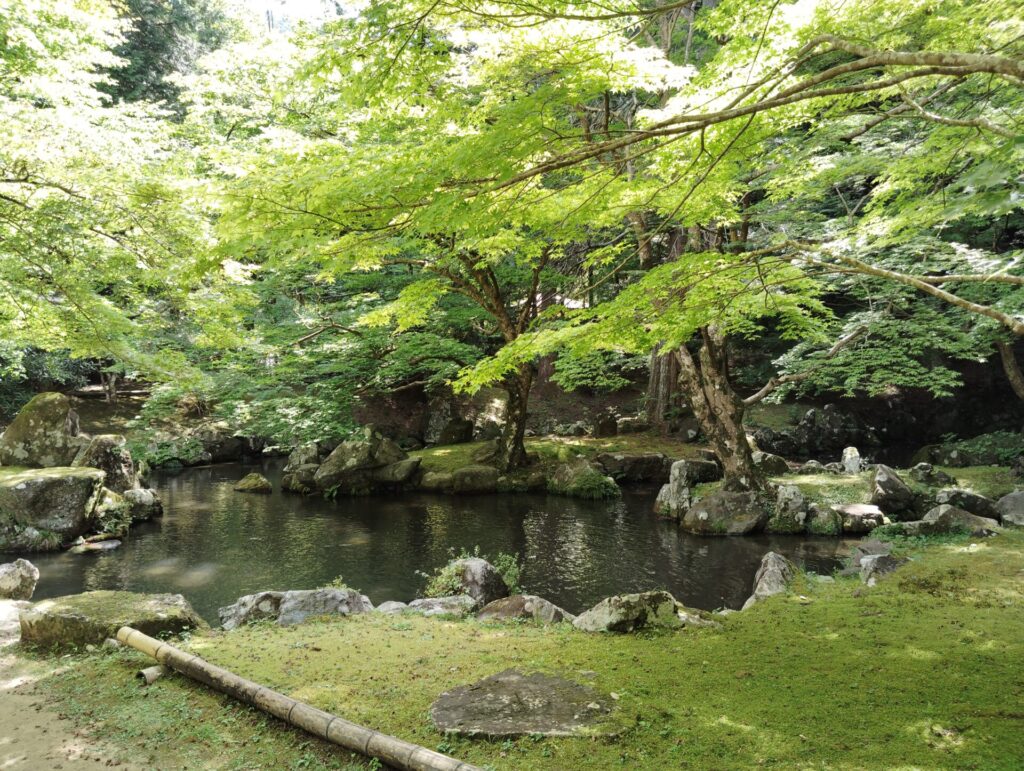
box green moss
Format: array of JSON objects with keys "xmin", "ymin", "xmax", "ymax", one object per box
[
  {"xmin": 28, "ymin": 533, "xmax": 1024, "ymax": 769},
  {"xmin": 939, "ymin": 465, "xmax": 1017, "ymax": 499}
]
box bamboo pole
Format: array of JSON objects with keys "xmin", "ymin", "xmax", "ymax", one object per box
[{"xmin": 116, "ymin": 627, "xmax": 480, "ymax": 771}]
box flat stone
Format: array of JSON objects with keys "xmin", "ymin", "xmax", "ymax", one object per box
[
  {"xmin": 19, "ymin": 590, "xmax": 205, "ymax": 648},
  {"xmin": 477, "ymin": 594, "xmax": 575, "ymax": 624},
  {"xmin": 832, "ymin": 503, "xmax": 887, "ymax": 534},
  {"xmin": 860, "ymin": 554, "xmax": 910, "ymax": 586},
  {"xmin": 430, "ymin": 669, "xmax": 615, "ymax": 738},
  {"xmin": 374, "ymin": 601, "xmax": 409, "ymax": 614},
  {"xmin": 218, "ymin": 588, "xmax": 373, "ymax": 629},
  {"xmin": 682, "ymin": 490, "xmax": 768, "ymax": 535},
  {"xmin": 407, "ymin": 595, "xmax": 476, "ymax": 617}
]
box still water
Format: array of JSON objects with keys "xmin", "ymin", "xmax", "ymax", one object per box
[{"xmin": 17, "ymin": 461, "xmax": 847, "ymax": 622}]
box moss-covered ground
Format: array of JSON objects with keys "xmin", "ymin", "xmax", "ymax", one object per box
[{"xmin": 20, "ymin": 530, "xmax": 1024, "ymax": 770}]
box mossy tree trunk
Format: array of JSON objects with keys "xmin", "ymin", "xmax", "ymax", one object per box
[{"xmin": 495, "ymin": 364, "xmax": 533, "ymax": 471}]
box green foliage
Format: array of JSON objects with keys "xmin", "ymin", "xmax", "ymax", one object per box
[
  {"xmin": 419, "ymin": 546, "xmax": 523, "ymax": 598},
  {"xmin": 551, "ymin": 350, "xmax": 646, "ymax": 393},
  {"xmin": 940, "ymin": 431, "xmax": 1024, "ymax": 466}
]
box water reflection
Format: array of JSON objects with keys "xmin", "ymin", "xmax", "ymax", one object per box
[{"xmin": 8, "ymin": 461, "xmax": 847, "ymax": 622}]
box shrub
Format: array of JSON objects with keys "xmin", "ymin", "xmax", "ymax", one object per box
[{"xmin": 418, "ymin": 546, "xmax": 523, "ymax": 598}]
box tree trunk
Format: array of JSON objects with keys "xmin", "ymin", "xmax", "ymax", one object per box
[
  {"xmin": 997, "ymin": 340, "xmax": 1024, "ymax": 401},
  {"xmin": 495, "ymin": 365, "xmax": 533, "ymax": 471},
  {"xmin": 646, "ymin": 349, "xmax": 681, "ymax": 433},
  {"xmin": 674, "ymin": 327, "xmax": 768, "ymax": 492},
  {"xmin": 101, "ymin": 372, "xmax": 118, "ymax": 403}
]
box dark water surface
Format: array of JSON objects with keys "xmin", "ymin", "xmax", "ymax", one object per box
[{"xmin": 17, "ymin": 461, "xmax": 847, "ymax": 622}]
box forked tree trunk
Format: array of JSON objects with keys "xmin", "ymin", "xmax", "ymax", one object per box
[
  {"xmin": 674, "ymin": 327, "xmax": 768, "ymax": 492},
  {"xmin": 495, "ymin": 364, "xmax": 534, "ymax": 471}
]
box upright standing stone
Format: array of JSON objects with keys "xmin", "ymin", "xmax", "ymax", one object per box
[{"xmin": 841, "ymin": 447, "xmax": 862, "ymax": 474}]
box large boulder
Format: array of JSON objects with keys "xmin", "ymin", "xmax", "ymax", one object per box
[
  {"xmin": 20, "ymin": 591, "xmax": 205, "ymax": 648},
  {"xmin": 450, "ymin": 465, "xmax": 499, "ymax": 494},
  {"xmin": 0, "ymin": 467, "xmax": 105, "ymax": 550},
  {"xmin": 681, "ymin": 490, "xmax": 768, "ymax": 535},
  {"xmin": 995, "ymin": 491, "xmax": 1024, "ymax": 527},
  {"xmin": 573, "ymin": 590, "xmax": 695, "ymax": 633},
  {"xmin": 282, "ymin": 463, "xmax": 319, "ymax": 494},
  {"xmin": 313, "ymin": 428, "xmax": 418, "ymax": 494},
  {"xmin": 547, "ymin": 458, "xmax": 619, "ymax": 499},
  {"xmin": 477, "ymin": 594, "xmax": 575, "ymax": 624},
  {"xmin": 121, "ymin": 487, "xmax": 163, "ymax": 522},
  {"xmin": 805, "ymin": 504, "xmax": 843, "ymax": 535},
  {"xmin": 233, "ymin": 472, "xmax": 273, "ymax": 494},
  {"xmin": 72, "ymin": 434, "xmax": 138, "ymax": 493},
  {"xmin": 653, "ymin": 458, "xmax": 722, "ymax": 519},
  {"xmin": 934, "ymin": 488, "xmax": 999, "ymax": 521},
  {"xmin": 832, "ymin": 503, "xmax": 887, "ymax": 535},
  {"xmin": 447, "ymin": 558, "xmax": 509, "ymax": 606},
  {"xmin": 430, "ymin": 670, "xmax": 614, "ymax": 738},
  {"xmin": 921, "ymin": 504, "xmax": 1000, "ymax": 536},
  {"xmin": 752, "ymin": 451, "xmax": 789, "ymax": 476},
  {"xmin": 0, "ymin": 559, "xmax": 39, "ymax": 600},
  {"xmin": 0, "ymin": 392, "xmax": 83, "ymax": 468},
  {"xmin": 908, "ymin": 463, "xmax": 955, "ymax": 488},
  {"xmin": 742, "ymin": 552, "xmax": 795, "ymax": 610},
  {"xmin": 765, "ymin": 484, "xmax": 810, "ymax": 534},
  {"xmin": 870, "ymin": 465, "xmax": 915, "ymax": 518},
  {"xmin": 219, "ymin": 588, "xmax": 373, "ymax": 630},
  {"xmin": 595, "ymin": 452, "xmax": 671, "ymax": 483}
]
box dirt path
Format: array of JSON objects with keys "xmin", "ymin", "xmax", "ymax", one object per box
[{"xmin": 0, "ymin": 600, "xmax": 132, "ymax": 769}]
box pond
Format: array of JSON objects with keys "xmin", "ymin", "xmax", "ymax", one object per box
[{"xmin": 18, "ymin": 461, "xmax": 849, "ymax": 622}]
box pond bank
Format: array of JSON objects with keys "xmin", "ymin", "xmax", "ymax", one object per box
[{"xmin": 12, "ymin": 530, "xmax": 1024, "ymax": 769}]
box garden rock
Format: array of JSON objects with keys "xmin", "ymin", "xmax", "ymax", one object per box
[
  {"xmin": 430, "ymin": 669, "xmax": 614, "ymax": 738},
  {"xmin": 0, "ymin": 559, "xmax": 39, "ymax": 600},
  {"xmin": 908, "ymin": 463, "xmax": 955, "ymax": 487},
  {"xmin": 313, "ymin": 428, "xmax": 418, "ymax": 493},
  {"xmin": 218, "ymin": 588, "xmax": 373, "ymax": 629},
  {"xmin": 681, "ymin": 490, "xmax": 768, "ymax": 535},
  {"xmin": 616, "ymin": 416, "xmax": 650, "ymax": 434},
  {"xmin": 233, "ymin": 472, "xmax": 273, "ymax": 494},
  {"xmin": 595, "ymin": 452, "xmax": 671, "ymax": 482},
  {"xmin": 436, "ymin": 418, "xmax": 474, "ymax": 445},
  {"xmin": 477, "ymin": 594, "xmax": 575, "ymax": 624},
  {"xmin": 450, "ymin": 464, "xmax": 499, "ymax": 493},
  {"xmin": 934, "ymin": 488, "xmax": 999, "ymax": 521},
  {"xmin": 20, "ymin": 591, "xmax": 205, "ymax": 648},
  {"xmin": 752, "ymin": 451, "xmax": 789, "ymax": 475},
  {"xmin": 654, "ymin": 458, "xmax": 723, "ymax": 518},
  {"xmin": 548, "ymin": 457, "xmax": 619, "ymax": 499},
  {"xmin": 419, "ymin": 471, "xmax": 454, "ymax": 492},
  {"xmin": 766, "ymin": 484, "xmax": 810, "ymax": 534},
  {"xmin": 860, "ymin": 554, "xmax": 910, "ymax": 586},
  {"xmin": 798, "ymin": 460, "xmax": 827, "ymax": 474},
  {"xmin": 832, "ymin": 503, "xmax": 887, "ymax": 534},
  {"xmin": 841, "ymin": 447, "xmax": 862, "ymax": 474},
  {"xmin": 922, "ymin": 504, "xmax": 1000, "ymax": 536},
  {"xmin": 407, "ymin": 595, "xmax": 476, "ymax": 617},
  {"xmin": 374, "ymin": 601, "xmax": 408, "ymax": 614},
  {"xmin": 995, "ymin": 491, "xmax": 1024, "ymax": 527},
  {"xmin": 870, "ymin": 465, "xmax": 915, "ymax": 517},
  {"xmin": 805, "ymin": 504, "xmax": 843, "ymax": 535},
  {"xmin": 573, "ymin": 590, "xmax": 686, "ymax": 633},
  {"xmin": 72, "ymin": 434, "xmax": 138, "ymax": 493},
  {"xmin": 591, "ymin": 411, "xmax": 618, "ymax": 438},
  {"xmin": 122, "ymin": 487, "xmax": 163, "ymax": 521},
  {"xmin": 282, "ymin": 463, "xmax": 319, "ymax": 494},
  {"xmin": 742, "ymin": 552, "xmax": 795, "ymax": 610},
  {"xmin": 450, "ymin": 558, "xmax": 509, "ymax": 606},
  {"xmin": 0, "ymin": 392, "xmax": 84, "ymax": 468},
  {"xmin": 0, "ymin": 466, "xmax": 106, "ymax": 549}
]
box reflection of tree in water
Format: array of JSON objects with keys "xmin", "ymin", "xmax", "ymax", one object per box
[{"xmin": 24, "ymin": 462, "xmax": 846, "ymax": 621}]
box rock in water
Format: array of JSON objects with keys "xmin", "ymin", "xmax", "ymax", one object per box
[
  {"xmin": 477, "ymin": 595, "xmax": 575, "ymax": 624},
  {"xmin": 430, "ymin": 669, "xmax": 614, "ymax": 738},
  {"xmin": 766, "ymin": 485, "xmax": 810, "ymax": 534},
  {"xmin": 742, "ymin": 552, "xmax": 795, "ymax": 610},
  {"xmin": 122, "ymin": 487, "xmax": 163, "ymax": 521},
  {"xmin": 0, "ymin": 559, "xmax": 39, "ymax": 600},
  {"xmin": 0, "ymin": 467, "xmax": 106, "ymax": 550},
  {"xmin": 842, "ymin": 447, "xmax": 862, "ymax": 474},
  {"xmin": 573, "ymin": 590, "xmax": 686, "ymax": 633},
  {"xmin": 0, "ymin": 392, "xmax": 83, "ymax": 468},
  {"xmin": 595, "ymin": 452, "xmax": 671, "ymax": 482},
  {"xmin": 19, "ymin": 591, "xmax": 205, "ymax": 648},
  {"xmin": 547, "ymin": 457, "xmax": 619, "ymax": 499},
  {"xmin": 313, "ymin": 428, "xmax": 419, "ymax": 494},
  {"xmin": 450, "ymin": 464, "xmax": 499, "ymax": 493},
  {"xmin": 653, "ymin": 458, "xmax": 721, "ymax": 519},
  {"xmin": 233, "ymin": 472, "xmax": 273, "ymax": 494},
  {"xmin": 681, "ymin": 490, "xmax": 768, "ymax": 535},
  {"xmin": 218, "ymin": 588, "xmax": 373, "ymax": 629},
  {"xmin": 72, "ymin": 434, "xmax": 138, "ymax": 493}
]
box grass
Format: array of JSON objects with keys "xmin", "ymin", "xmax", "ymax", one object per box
[{"xmin": 24, "ymin": 531, "xmax": 1024, "ymax": 770}]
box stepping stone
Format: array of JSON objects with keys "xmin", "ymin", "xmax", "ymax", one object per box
[{"xmin": 431, "ymin": 669, "xmax": 615, "ymax": 738}]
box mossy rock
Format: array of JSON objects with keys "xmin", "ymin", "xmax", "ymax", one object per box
[
  {"xmin": 0, "ymin": 466, "xmax": 106, "ymax": 546},
  {"xmin": 548, "ymin": 458, "xmax": 620, "ymax": 500},
  {"xmin": 0, "ymin": 392, "xmax": 83, "ymax": 467},
  {"xmin": 19, "ymin": 590, "xmax": 206, "ymax": 649},
  {"xmin": 233, "ymin": 472, "xmax": 273, "ymax": 494}
]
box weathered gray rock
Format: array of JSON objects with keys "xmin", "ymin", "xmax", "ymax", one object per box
[
  {"xmin": 805, "ymin": 504, "xmax": 843, "ymax": 535},
  {"xmin": 615, "ymin": 416, "xmax": 650, "ymax": 434},
  {"xmin": 0, "ymin": 392, "xmax": 83, "ymax": 468},
  {"xmin": 909, "ymin": 463, "xmax": 955, "ymax": 488},
  {"xmin": 477, "ymin": 594, "xmax": 575, "ymax": 624},
  {"xmin": 860, "ymin": 554, "xmax": 909, "ymax": 586},
  {"xmin": 0, "ymin": 559, "xmax": 39, "ymax": 600},
  {"xmin": 653, "ymin": 458, "xmax": 722, "ymax": 519},
  {"xmin": 233, "ymin": 472, "xmax": 273, "ymax": 494},
  {"xmin": 282, "ymin": 463, "xmax": 319, "ymax": 494},
  {"xmin": 573, "ymin": 590, "xmax": 687, "ymax": 633},
  {"xmin": 0, "ymin": 466, "xmax": 106, "ymax": 549},
  {"xmin": 218, "ymin": 588, "xmax": 373, "ymax": 630},
  {"xmin": 121, "ymin": 487, "xmax": 163, "ymax": 522},
  {"xmin": 374, "ymin": 601, "xmax": 409, "ymax": 614},
  {"xmin": 934, "ymin": 488, "xmax": 999, "ymax": 521},
  {"xmin": 284, "ymin": 442, "xmax": 321, "ymax": 472},
  {"xmin": 419, "ymin": 471, "xmax": 454, "ymax": 492},
  {"xmin": 595, "ymin": 452, "xmax": 671, "ymax": 483},
  {"xmin": 436, "ymin": 418, "xmax": 474, "ymax": 445},
  {"xmin": 449, "ymin": 464, "xmax": 499, "ymax": 494},
  {"xmin": 833, "ymin": 503, "xmax": 887, "ymax": 534},
  {"xmin": 548, "ymin": 458, "xmax": 619, "ymax": 499},
  {"xmin": 799, "ymin": 460, "xmax": 827, "ymax": 474},
  {"xmin": 995, "ymin": 491, "xmax": 1024, "ymax": 527},
  {"xmin": 20, "ymin": 591, "xmax": 205, "ymax": 648},
  {"xmin": 430, "ymin": 669, "xmax": 614, "ymax": 738},
  {"xmin": 824, "ymin": 462, "xmax": 845, "ymax": 474},
  {"xmin": 681, "ymin": 490, "xmax": 768, "ymax": 535},
  {"xmin": 449, "ymin": 558, "xmax": 509, "ymax": 606},
  {"xmin": 742, "ymin": 552, "xmax": 795, "ymax": 610},
  {"xmin": 870, "ymin": 465, "xmax": 915, "ymax": 517},
  {"xmin": 313, "ymin": 428, "xmax": 417, "ymax": 494},
  {"xmin": 752, "ymin": 451, "xmax": 789, "ymax": 476},
  {"xmin": 922, "ymin": 504, "xmax": 1000, "ymax": 536},
  {"xmin": 766, "ymin": 484, "xmax": 810, "ymax": 534},
  {"xmin": 841, "ymin": 447, "xmax": 862, "ymax": 474},
  {"xmin": 72, "ymin": 434, "xmax": 138, "ymax": 493},
  {"xmin": 848, "ymin": 538, "xmax": 892, "ymax": 568},
  {"xmin": 407, "ymin": 595, "xmax": 476, "ymax": 617}
]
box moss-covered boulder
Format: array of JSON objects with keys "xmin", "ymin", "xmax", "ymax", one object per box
[
  {"xmin": 233, "ymin": 472, "xmax": 273, "ymax": 494},
  {"xmin": 0, "ymin": 392, "xmax": 84, "ymax": 468},
  {"xmin": 19, "ymin": 590, "xmax": 206, "ymax": 648},
  {"xmin": 681, "ymin": 490, "xmax": 768, "ymax": 535},
  {"xmin": 548, "ymin": 458, "xmax": 619, "ymax": 499},
  {"xmin": 0, "ymin": 466, "xmax": 105, "ymax": 551},
  {"xmin": 450, "ymin": 464, "xmax": 499, "ymax": 493},
  {"xmin": 313, "ymin": 428, "xmax": 415, "ymax": 494},
  {"xmin": 573, "ymin": 590, "xmax": 696, "ymax": 633},
  {"xmin": 72, "ymin": 434, "xmax": 138, "ymax": 493},
  {"xmin": 477, "ymin": 594, "xmax": 575, "ymax": 624}
]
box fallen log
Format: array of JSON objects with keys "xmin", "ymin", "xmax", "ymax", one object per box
[{"xmin": 116, "ymin": 626, "xmax": 480, "ymax": 771}]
